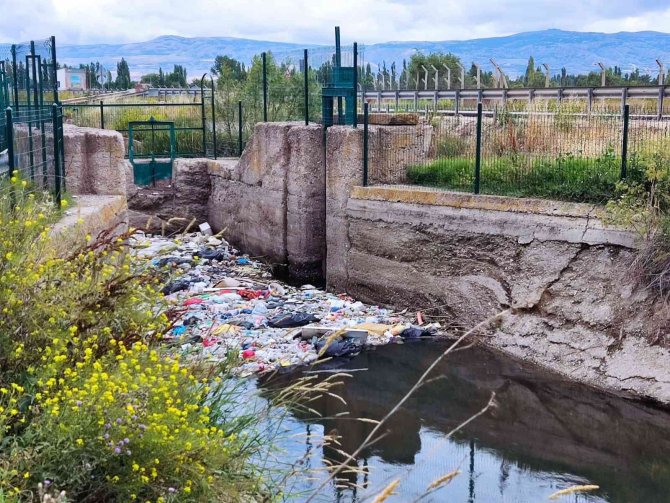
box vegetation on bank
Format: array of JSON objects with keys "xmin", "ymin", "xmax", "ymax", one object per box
[
  {"xmin": 606, "ymin": 147, "xmax": 670, "ymax": 300},
  {"xmin": 406, "ymin": 150, "xmax": 623, "ymax": 203},
  {"xmin": 0, "ymin": 176, "xmax": 279, "ymax": 502}
]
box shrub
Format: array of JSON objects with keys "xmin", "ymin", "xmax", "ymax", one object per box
[
  {"xmin": 0, "ymin": 175, "xmax": 270, "ymax": 501},
  {"xmin": 606, "ymin": 150, "xmax": 670, "ymax": 298},
  {"xmin": 435, "ymin": 135, "xmax": 468, "ymax": 158}
]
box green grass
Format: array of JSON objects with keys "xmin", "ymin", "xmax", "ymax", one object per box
[{"xmin": 406, "ymin": 153, "xmax": 623, "ymax": 203}]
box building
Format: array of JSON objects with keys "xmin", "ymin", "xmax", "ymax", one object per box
[{"xmin": 56, "ymin": 68, "xmax": 88, "ymax": 91}]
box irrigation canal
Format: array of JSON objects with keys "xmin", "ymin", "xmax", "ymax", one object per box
[{"xmin": 261, "ymin": 341, "xmax": 670, "ymax": 502}]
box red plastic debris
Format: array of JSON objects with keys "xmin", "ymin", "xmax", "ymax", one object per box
[
  {"xmin": 241, "ymin": 349, "xmax": 256, "ymax": 359},
  {"xmin": 184, "ymin": 297, "xmax": 204, "ymax": 306},
  {"xmin": 202, "ymin": 336, "xmax": 220, "ymax": 347},
  {"xmin": 239, "ymin": 289, "xmax": 264, "ymax": 300}
]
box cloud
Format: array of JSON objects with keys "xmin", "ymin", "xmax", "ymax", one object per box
[{"xmin": 0, "ymin": 0, "xmax": 668, "ymax": 45}]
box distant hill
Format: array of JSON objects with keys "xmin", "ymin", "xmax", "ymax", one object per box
[{"xmin": 57, "ymin": 29, "xmax": 670, "ymax": 80}]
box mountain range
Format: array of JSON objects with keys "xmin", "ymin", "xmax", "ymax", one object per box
[{"xmin": 57, "ymin": 29, "xmax": 670, "ymax": 80}]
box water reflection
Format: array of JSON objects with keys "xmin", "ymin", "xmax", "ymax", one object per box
[{"xmin": 262, "ymin": 341, "xmax": 670, "ymax": 502}]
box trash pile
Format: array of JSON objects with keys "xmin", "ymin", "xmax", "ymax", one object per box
[{"xmin": 134, "ymin": 227, "xmax": 440, "ymax": 376}]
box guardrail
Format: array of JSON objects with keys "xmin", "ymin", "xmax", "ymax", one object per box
[{"xmin": 360, "ymin": 85, "xmax": 669, "ymax": 118}]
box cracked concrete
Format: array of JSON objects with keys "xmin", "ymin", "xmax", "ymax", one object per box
[{"xmin": 325, "ymin": 128, "xmax": 670, "ymax": 404}]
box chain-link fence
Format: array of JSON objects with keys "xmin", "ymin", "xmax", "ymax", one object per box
[{"xmin": 363, "ymin": 103, "xmax": 669, "ymax": 204}]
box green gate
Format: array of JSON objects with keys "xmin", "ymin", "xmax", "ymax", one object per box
[{"xmin": 128, "ymin": 118, "xmax": 176, "ymax": 186}]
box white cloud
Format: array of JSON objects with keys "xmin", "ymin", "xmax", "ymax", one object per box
[{"xmin": 0, "ymin": 0, "xmax": 668, "ymax": 45}]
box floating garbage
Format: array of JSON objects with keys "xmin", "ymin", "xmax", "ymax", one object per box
[{"xmin": 132, "ymin": 232, "xmax": 441, "ymax": 376}]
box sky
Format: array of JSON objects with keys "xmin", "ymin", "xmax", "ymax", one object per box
[{"xmin": 0, "ymin": 0, "xmax": 669, "ymax": 45}]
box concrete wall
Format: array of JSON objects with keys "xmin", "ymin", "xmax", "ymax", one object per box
[
  {"xmin": 63, "ymin": 125, "xmax": 129, "ymax": 196},
  {"xmin": 325, "ymin": 125, "xmax": 670, "ymax": 403},
  {"xmin": 367, "ymin": 124, "xmax": 432, "ymax": 185},
  {"xmin": 208, "ymin": 122, "xmax": 325, "ymax": 283},
  {"xmin": 118, "ymin": 123, "xmax": 326, "ymax": 283},
  {"xmin": 126, "ymin": 158, "xmax": 212, "ymax": 235}
]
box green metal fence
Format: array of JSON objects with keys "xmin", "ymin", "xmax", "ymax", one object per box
[
  {"xmin": 363, "ymin": 103, "xmax": 670, "ymax": 204},
  {"xmin": 60, "ymin": 36, "xmax": 363, "ymax": 159},
  {"xmin": 212, "ymin": 42, "xmax": 361, "ymax": 157},
  {"xmin": 1, "ymin": 37, "xmax": 64, "ymax": 205},
  {"xmin": 63, "ymin": 99, "xmax": 209, "ymax": 158}
]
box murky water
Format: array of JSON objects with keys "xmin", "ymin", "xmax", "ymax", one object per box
[{"xmin": 260, "ymin": 340, "xmax": 670, "ymax": 502}]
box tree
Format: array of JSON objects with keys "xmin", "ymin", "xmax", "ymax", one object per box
[
  {"xmin": 406, "ymin": 52, "xmax": 463, "ymax": 89},
  {"xmin": 211, "ymin": 56, "xmax": 246, "ymax": 82},
  {"xmin": 116, "ymin": 58, "xmax": 131, "ymax": 90},
  {"xmin": 524, "ymin": 56, "xmax": 536, "ymax": 86}
]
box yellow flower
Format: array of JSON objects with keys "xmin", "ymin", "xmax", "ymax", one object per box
[{"xmin": 76, "ymin": 438, "xmax": 84, "ymax": 446}]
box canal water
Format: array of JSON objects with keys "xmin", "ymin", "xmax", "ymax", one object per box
[{"xmin": 259, "ymin": 340, "xmax": 670, "ymax": 502}]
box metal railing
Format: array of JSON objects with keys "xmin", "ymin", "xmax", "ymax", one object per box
[{"xmin": 360, "ymin": 85, "xmax": 670, "ymax": 119}]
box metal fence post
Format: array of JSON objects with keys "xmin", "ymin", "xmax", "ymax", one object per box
[
  {"xmin": 303, "ymin": 49, "xmax": 309, "ymax": 126},
  {"xmin": 11, "ymin": 45, "xmax": 18, "ymax": 110},
  {"xmin": 99, "ymin": 100, "xmax": 105, "ymax": 129},
  {"xmin": 363, "ymin": 102, "xmax": 369, "ymax": 186},
  {"xmin": 210, "ymin": 75, "xmax": 217, "ymax": 159},
  {"xmin": 474, "ymin": 102, "xmax": 483, "ymax": 194},
  {"xmin": 30, "ymin": 42, "xmax": 39, "ymax": 111},
  {"xmin": 5, "ymin": 107, "xmax": 14, "ymax": 176},
  {"xmin": 262, "ymin": 52, "xmax": 268, "ymax": 122},
  {"xmin": 353, "ymin": 42, "xmax": 358, "ymax": 128},
  {"xmin": 200, "ymin": 74, "xmax": 207, "ymax": 156},
  {"xmin": 51, "ymin": 36, "xmax": 59, "ymax": 103},
  {"xmin": 51, "ymin": 103, "xmax": 61, "ymax": 206},
  {"xmin": 621, "ymin": 103, "xmax": 630, "ymax": 179},
  {"xmin": 238, "ymin": 100, "xmax": 243, "ymax": 157}
]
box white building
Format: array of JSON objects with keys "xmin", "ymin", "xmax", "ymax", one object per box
[{"xmin": 56, "ymin": 68, "xmax": 88, "ymax": 91}]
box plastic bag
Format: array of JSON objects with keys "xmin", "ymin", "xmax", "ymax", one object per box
[{"xmin": 268, "ymin": 312, "xmax": 319, "ymax": 328}]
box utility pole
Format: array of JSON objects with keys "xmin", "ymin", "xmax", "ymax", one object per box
[
  {"xmin": 657, "ymin": 59, "xmax": 665, "ymax": 86},
  {"xmin": 542, "ymin": 63, "xmax": 550, "ymax": 87},
  {"xmin": 473, "ymin": 63, "xmax": 481, "ymax": 89}
]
